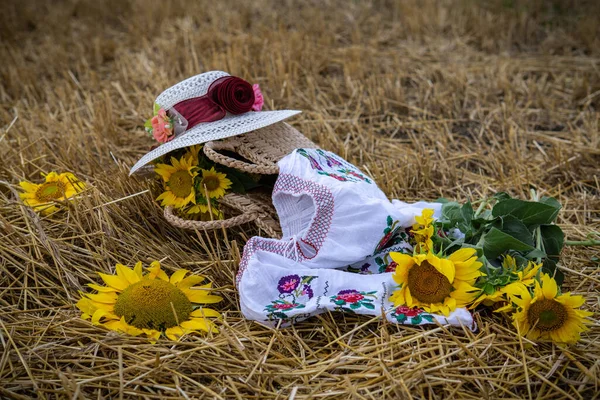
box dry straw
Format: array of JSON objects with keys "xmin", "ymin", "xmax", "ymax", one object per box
[{"xmin": 1, "ymin": 0, "xmax": 599, "ymax": 398}]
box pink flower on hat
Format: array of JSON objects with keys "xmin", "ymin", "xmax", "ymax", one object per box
[
  {"xmin": 251, "ymin": 84, "xmax": 264, "ymax": 111},
  {"xmin": 151, "ymin": 108, "xmax": 174, "ymax": 143}
]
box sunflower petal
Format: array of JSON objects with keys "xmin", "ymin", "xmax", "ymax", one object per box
[
  {"xmin": 119, "ymin": 317, "xmax": 143, "ymax": 336},
  {"xmin": 19, "ymin": 181, "xmax": 39, "ymax": 192},
  {"xmin": 98, "ymin": 272, "xmax": 128, "ymax": 291},
  {"xmin": 147, "ymin": 261, "xmax": 169, "ymax": 281},
  {"xmin": 133, "ymin": 261, "xmax": 143, "ymax": 278},
  {"xmin": 183, "ymin": 290, "xmax": 223, "ymax": 304},
  {"xmin": 557, "ymin": 293, "xmax": 585, "ymax": 308},
  {"xmin": 85, "ymin": 292, "xmax": 118, "ymax": 304},
  {"xmin": 91, "ymin": 309, "xmax": 118, "ymax": 325},
  {"xmin": 165, "ymin": 326, "xmax": 185, "ymax": 341},
  {"xmin": 116, "ymin": 264, "xmax": 141, "ymax": 285},
  {"xmin": 103, "ymin": 319, "xmax": 126, "ymax": 332},
  {"xmin": 390, "ymin": 253, "xmax": 414, "ymax": 272},
  {"xmin": 404, "ymin": 287, "xmax": 413, "ymax": 306},
  {"xmin": 493, "ymin": 303, "xmax": 515, "ymax": 313},
  {"xmin": 142, "ymin": 329, "xmax": 162, "ymax": 342},
  {"xmin": 540, "ymin": 274, "xmax": 558, "ymax": 299},
  {"xmin": 448, "ymin": 248, "xmax": 477, "ymax": 263},
  {"xmin": 427, "ymin": 254, "xmax": 455, "ymax": 283},
  {"xmin": 389, "ymin": 287, "xmax": 406, "ymax": 306},
  {"xmin": 177, "ymin": 275, "xmax": 207, "ymax": 289},
  {"xmin": 87, "ymin": 283, "xmax": 117, "ymax": 293},
  {"xmin": 181, "ymin": 318, "xmax": 217, "ymax": 333},
  {"xmin": 76, "ymin": 297, "xmax": 96, "ymax": 315},
  {"xmin": 170, "ymin": 269, "xmax": 189, "ymax": 285},
  {"xmin": 190, "ymin": 308, "xmax": 222, "ymax": 318}
]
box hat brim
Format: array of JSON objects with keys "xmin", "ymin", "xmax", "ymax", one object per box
[{"xmin": 129, "ymin": 110, "xmax": 301, "ymax": 175}]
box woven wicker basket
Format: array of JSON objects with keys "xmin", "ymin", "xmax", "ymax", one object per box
[{"xmin": 163, "ymin": 122, "xmax": 317, "ymax": 237}]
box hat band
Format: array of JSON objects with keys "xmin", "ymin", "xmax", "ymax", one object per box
[
  {"xmin": 173, "ymin": 76, "xmax": 263, "ymax": 128},
  {"xmin": 145, "ymin": 76, "xmax": 264, "ymax": 144}
]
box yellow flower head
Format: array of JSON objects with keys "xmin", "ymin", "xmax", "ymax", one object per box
[
  {"xmin": 198, "ymin": 167, "xmax": 232, "ymax": 199},
  {"xmin": 411, "ymin": 208, "xmax": 435, "ymax": 253},
  {"xmin": 186, "ymin": 201, "xmax": 223, "ymax": 220},
  {"xmin": 155, "ymin": 156, "xmax": 198, "ymax": 208},
  {"xmin": 76, "ymin": 261, "xmax": 222, "ymax": 341},
  {"xmin": 470, "ymin": 256, "xmax": 542, "ymax": 310},
  {"xmin": 389, "ymin": 248, "xmax": 483, "ymax": 316},
  {"xmin": 185, "ymin": 144, "xmax": 203, "ymax": 166},
  {"xmin": 19, "ymin": 172, "xmax": 86, "ymax": 214},
  {"xmin": 510, "ymin": 274, "xmax": 592, "ymax": 344}
]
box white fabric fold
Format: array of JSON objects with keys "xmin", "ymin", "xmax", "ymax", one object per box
[{"xmin": 237, "ymin": 148, "xmax": 474, "ymax": 329}]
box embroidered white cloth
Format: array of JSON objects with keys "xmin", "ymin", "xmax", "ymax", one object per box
[{"xmin": 237, "ymin": 148, "xmax": 474, "ymax": 329}]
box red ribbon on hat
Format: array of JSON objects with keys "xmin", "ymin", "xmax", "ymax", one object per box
[{"xmin": 172, "ymin": 76, "xmax": 264, "ymax": 129}]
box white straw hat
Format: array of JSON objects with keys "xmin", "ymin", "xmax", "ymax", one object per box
[{"xmin": 129, "ymin": 71, "xmax": 301, "ymax": 175}]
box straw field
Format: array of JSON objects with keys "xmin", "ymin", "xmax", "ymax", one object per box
[{"xmin": 1, "ymin": 0, "xmax": 599, "ymax": 398}]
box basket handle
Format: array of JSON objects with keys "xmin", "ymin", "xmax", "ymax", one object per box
[
  {"xmin": 203, "ymin": 140, "xmax": 279, "ymax": 175},
  {"xmin": 164, "ymin": 205, "xmax": 259, "ymax": 230},
  {"xmin": 163, "ymin": 193, "xmax": 282, "ymax": 238}
]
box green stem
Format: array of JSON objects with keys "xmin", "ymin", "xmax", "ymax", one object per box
[
  {"xmin": 565, "ymin": 240, "xmax": 600, "ymax": 246},
  {"xmin": 474, "ymin": 198, "xmax": 488, "ymax": 219},
  {"xmin": 529, "ymin": 189, "xmax": 544, "ymax": 280}
]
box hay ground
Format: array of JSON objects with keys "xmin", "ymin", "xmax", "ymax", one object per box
[{"xmin": 1, "ymin": 0, "xmax": 599, "ymax": 398}]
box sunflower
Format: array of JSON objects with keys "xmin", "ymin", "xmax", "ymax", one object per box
[
  {"xmin": 19, "ymin": 172, "xmax": 86, "ymax": 214},
  {"xmin": 185, "ymin": 144, "xmax": 203, "ymax": 166},
  {"xmin": 155, "ymin": 156, "xmax": 198, "ymax": 208},
  {"xmin": 470, "ymin": 255, "xmax": 542, "ymax": 310},
  {"xmin": 198, "ymin": 167, "xmax": 232, "ymax": 199},
  {"xmin": 510, "ymin": 274, "xmax": 592, "ymax": 344},
  {"xmin": 411, "ymin": 208, "xmax": 435, "ymax": 252},
  {"xmin": 76, "ymin": 261, "xmax": 222, "ymax": 341},
  {"xmin": 389, "ymin": 248, "xmax": 483, "ymax": 316},
  {"xmin": 186, "ymin": 200, "xmax": 223, "ymax": 219}
]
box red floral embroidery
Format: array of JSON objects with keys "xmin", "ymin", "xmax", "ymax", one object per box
[
  {"xmin": 273, "ymin": 303, "xmax": 297, "ymax": 310},
  {"xmin": 395, "ymin": 306, "xmax": 423, "ymax": 317},
  {"xmin": 385, "ymin": 261, "xmax": 398, "ymax": 273},
  {"xmin": 336, "ymin": 293, "xmax": 364, "ymax": 303}
]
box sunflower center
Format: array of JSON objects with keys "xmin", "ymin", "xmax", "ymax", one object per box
[
  {"xmin": 407, "ymin": 261, "xmax": 453, "ymax": 304},
  {"xmin": 201, "ymin": 176, "xmax": 221, "ymax": 192},
  {"xmin": 169, "ymin": 170, "xmax": 193, "ymax": 198},
  {"xmin": 113, "ymin": 279, "xmax": 192, "ymax": 330},
  {"xmin": 35, "ymin": 181, "xmax": 66, "ymax": 202},
  {"xmin": 527, "ymin": 299, "xmax": 568, "ymax": 332}
]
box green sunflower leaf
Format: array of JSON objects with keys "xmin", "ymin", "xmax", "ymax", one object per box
[
  {"xmin": 493, "ymin": 192, "xmax": 511, "ymax": 201},
  {"xmin": 540, "ymin": 224, "xmax": 564, "ymax": 263},
  {"xmin": 494, "ymin": 215, "xmax": 535, "ymax": 246},
  {"xmin": 441, "ymin": 202, "xmax": 462, "ymax": 226},
  {"xmin": 492, "ymin": 198, "xmax": 561, "ymax": 227},
  {"xmin": 483, "ymin": 283, "xmax": 496, "ymax": 295},
  {"xmin": 482, "ymin": 227, "xmax": 536, "ymax": 261},
  {"xmin": 461, "ymin": 201, "xmax": 473, "ymax": 226}
]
